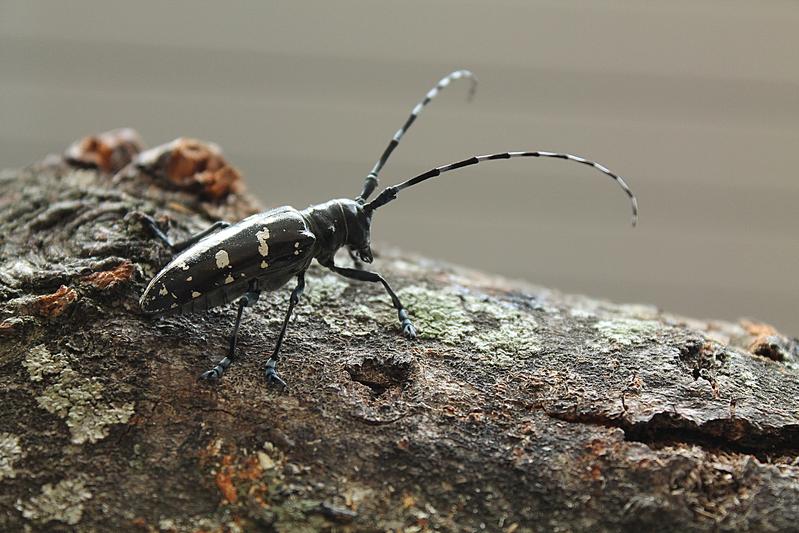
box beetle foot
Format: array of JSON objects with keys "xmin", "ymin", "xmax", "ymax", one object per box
[
  {"xmin": 199, "ymin": 368, "xmax": 223, "ymax": 382},
  {"xmin": 265, "ymin": 368, "xmax": 287, "ymax": 391},
  {"xmin": 198, "ymin": 368, "xmax": 223, "ymax": 383},
  {"xmin": 402, "ymin": 320, "xmax": 417, "ymax": 340},
  {"xmin": 133, "ymin": 211, "xmax": 172, "ymax": 248},
  {"xmin": 199, "ymin": 358, "xmax": 229, "ymax": 383},
  {"xmin": 132, "ymin": 211, "xmax": 158, "ymax": 232}
]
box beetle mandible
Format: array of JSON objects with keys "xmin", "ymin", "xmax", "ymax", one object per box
[{"xmin": 140, "ymin": 70, "xmax": 638, "ymax": 389}]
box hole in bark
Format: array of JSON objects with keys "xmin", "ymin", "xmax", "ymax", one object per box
[
  {"xmin": 677, "ymin": 337, "xmax": 727, "ymax": 394},
  {"xmin": 749, "ymin": 335, "xmax": 796, "ymax": 362},
  {"xmin": 346, "ymin": 354, "xmax": 413, "ymax": 399}
]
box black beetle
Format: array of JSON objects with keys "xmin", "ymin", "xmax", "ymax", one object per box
[{"xmin": 140, "ymin": 70, "xmax": 638, "ymax": 389}]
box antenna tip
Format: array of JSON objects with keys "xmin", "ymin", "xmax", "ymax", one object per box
[
  {"xmin": 458, "ymin": 69, "xmax": 478, "ymax": 102},
  {"xmin": 468, "ymin": 83, "xmax": 478, "ymax": 103}
]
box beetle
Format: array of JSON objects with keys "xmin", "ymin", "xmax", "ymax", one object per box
[{"xmin": 139, "ymin": 70, "xmax": 638, "ymax": 389}]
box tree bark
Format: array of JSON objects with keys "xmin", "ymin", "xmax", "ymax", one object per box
[{"xmin": 1, "ymin": 150, "xmax": 798, "ymax": 532}]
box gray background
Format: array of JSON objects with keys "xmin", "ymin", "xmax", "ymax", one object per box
[{"xmin": 2, "ymin": 1, "xmax": 797, "ymax": 334}]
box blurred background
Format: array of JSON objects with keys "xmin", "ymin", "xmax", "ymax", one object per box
[{"xmin": 1, "ymin": 1, "xmax": 797, "ymax": 333}]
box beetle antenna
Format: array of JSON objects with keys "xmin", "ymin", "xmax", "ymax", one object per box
[
  {"xmin": 356, "ymin": 70, "xmax": 478, "ymax": 203},
  {"xmin": 364, "ymin": 151, "xmax": 639, "ymax": 227}
]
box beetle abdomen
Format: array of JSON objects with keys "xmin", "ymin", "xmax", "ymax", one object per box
[{"xmin": 141, "ymin": 207, "xmax": 316, "ymax": 315}]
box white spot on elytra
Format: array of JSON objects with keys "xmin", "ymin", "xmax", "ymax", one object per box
[
  {"xmin": 293, "ymin": 250, "xmax": 299, "ymax": 255},
  {"xmin": 186, "ymin": 276, "xmax": 192, "ymax": 282},
  {"xmin": 170, "ymin": 303, "xmax": 178, "ymax": 309},
  {"xmin": 256, "ymin": 227, "xmax": 270, "ymax": 257},
  {"xmin": 159, "ymin": 284, "xmax": 168, "ymax": 296},
  {"xmin": 260, "ymin": 261, "xmax": 268, "ymax": 269},
  {"xmin": 294, "ymin": 242, "xmax": 299, "ymax": 248},
  {"xmin": 225, "ymin": 274, "xmax": 234, "ymax": 284},
  {"xmin": 192, "ymin": 291, "xmax": 201, "ymax": 299},
  {"xmin": 178, "ymin": 262, "xmax": 189, "ymax": 271},
  {"xmin": 215, "ymin": 250, "xmax": 230, "ymax": 269}
]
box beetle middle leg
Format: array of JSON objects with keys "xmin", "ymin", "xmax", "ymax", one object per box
[
  {"xmin": 139, "ymin": 213, "xmax": 230, "ymax": 253},
  {"xmin": 325, "ymin": 262, "xmax": 417, "ymax": 339},
  {"xmin": 199, "ymin": 288, "xmax": 260, "ymax": 383},
  {"xmin": 264, "ymin": 271, "xmax": 306, "ymax": 390}
]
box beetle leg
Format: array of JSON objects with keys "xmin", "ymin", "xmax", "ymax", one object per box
[
  {"xmin": 325, "ymin": 262, "xmax": 417, "ymax": 339},
  {"xmin": 139, "ymin": 213, "xmax": 230, "ymax": 253},
  {"xmin": 199, "ymin": 289, "xmax": 260, "ymax": 383},
  {"xmin": 264, "ymin": 272, "xmax": 306, "ymax": 390}
]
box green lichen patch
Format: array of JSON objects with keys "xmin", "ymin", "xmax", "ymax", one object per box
[
  {"xmin": 462, "ymin": 295, "xmax": 518, "ymax": 320},
  {"xmin": 365, "ymin": 285, "xmax": 542, "ymax": 364},
  {"xmin": 462, "ymin": 295, "xmax": 541, "ymax": 365},
  {"xmin": 37, "ymin": 368, "xmax": 134, "ymax": 445},
  {"xmin": 304, "ymin": 274, "xmax": 368, "ymax": 335},
  {"xmin": 341, "ymin": 303, "xmax": 384, "ymax": 336},
  {"xmin": 304, "ymin": 273, "xmax": 544, "ymax": 359},
  {"xmin": 26, "ymin": 345, "xmax": 134, "ymax": 444},
  {"xmin": 15, "ymin": 477, "xmax": 92, "ymax": 525},
  {"xmin": 394, "ymin": 286, "xmax": 474, "ymax": 344},
  {"xmin": 594, "ymin": 318, "xmax": 661, "ymax": 346},
  {"xmin": 67, "ymin": 399, "xmax": 135, "ymax": 446},
  {"xmin": 468, "ymin": 321, "xmax": 541, "ymax": 367},
  {"xmin": 22, "ymin": 344, "xmax": 70, "ymax": 382},
  {"xmin": 0, "ymin": 433, "xmax": 23, "ymax": 480},
  {"xmin": 304, "ymin": 273, "xmax": 349, "ymax": 307},
  {"xmin": 37, "ymin": 368, "xmax": 103, "ymax": 417}
]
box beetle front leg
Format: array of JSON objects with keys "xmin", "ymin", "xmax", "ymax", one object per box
[
  {"xmin": 264, "ymin": 272, "xmax": 306, "ymax": 390},
  {"xmin": 138, "ymin": 213, "xmax": 230, "ymax": 253},
  {"xmin": 199, "ymin": 289, "xmax": 260, "ymax": 383},
  {"xmin": 325, "ymin": 262, "xmax": 417, "ymax": 339}
]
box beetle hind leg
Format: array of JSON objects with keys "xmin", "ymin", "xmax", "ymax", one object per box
[
  {"xmin": 199, "ymin": 289, "xmax": 260, "ymax": 383},
  {"xmin": 138, "ymin": 212, "xmax": 230, "ymax": 254},
  {"xmin": 263, "ymin": 272, "xmax": 307, "ymax": 390}
]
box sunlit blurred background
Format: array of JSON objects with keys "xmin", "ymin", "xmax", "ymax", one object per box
[{"xmin": 2, "ymin": 1, "xmax": 797, "ymax": 333}]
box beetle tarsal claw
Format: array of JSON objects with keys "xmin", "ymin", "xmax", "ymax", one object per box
[
  {"xmin": 198, "ymin": 368, "xmax": 222, "ymax": 383},
  {"xmin": 265, "ymin": 369, "xmax": 288, "ymax": 391},
  {"xmin": 402, "ymin": 321, "xmax": 418, "ymax": 340}
]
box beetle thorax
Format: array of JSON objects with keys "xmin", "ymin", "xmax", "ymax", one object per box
[{"xmin": 301, "ymin": 199, "xmax": 373, "ymax": 263}]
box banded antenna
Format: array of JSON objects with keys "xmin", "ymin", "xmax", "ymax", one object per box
[
  {"xmin": 365, "ymin": 151, "xmax": 639, "ymax": 227},
  {"xmin": 356, "ymin": 70, "xmax": 478, "ymax": 203}
]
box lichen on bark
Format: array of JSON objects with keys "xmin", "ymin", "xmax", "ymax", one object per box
[
  {"xmin": 15, "ymin": 477, "xmax": 92, "ymax": 526},
  {"xmin": 0, "ymin": 433, "xmax": 23, "ymax": 481}
]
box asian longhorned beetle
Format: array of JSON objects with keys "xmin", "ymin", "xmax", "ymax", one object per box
[{"xmin": 140, "ymin": 70, "xmax": 638, "ymax": 389}]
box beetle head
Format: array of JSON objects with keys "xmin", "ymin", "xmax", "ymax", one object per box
[{"xmin": 338, "ymin": 199, "xmax": 374, "ymax": 263}]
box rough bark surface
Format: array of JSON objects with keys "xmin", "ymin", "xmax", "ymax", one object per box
[{"xmin": 1, "ymin": 155, "xmax": 798, "ymax": 533}]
